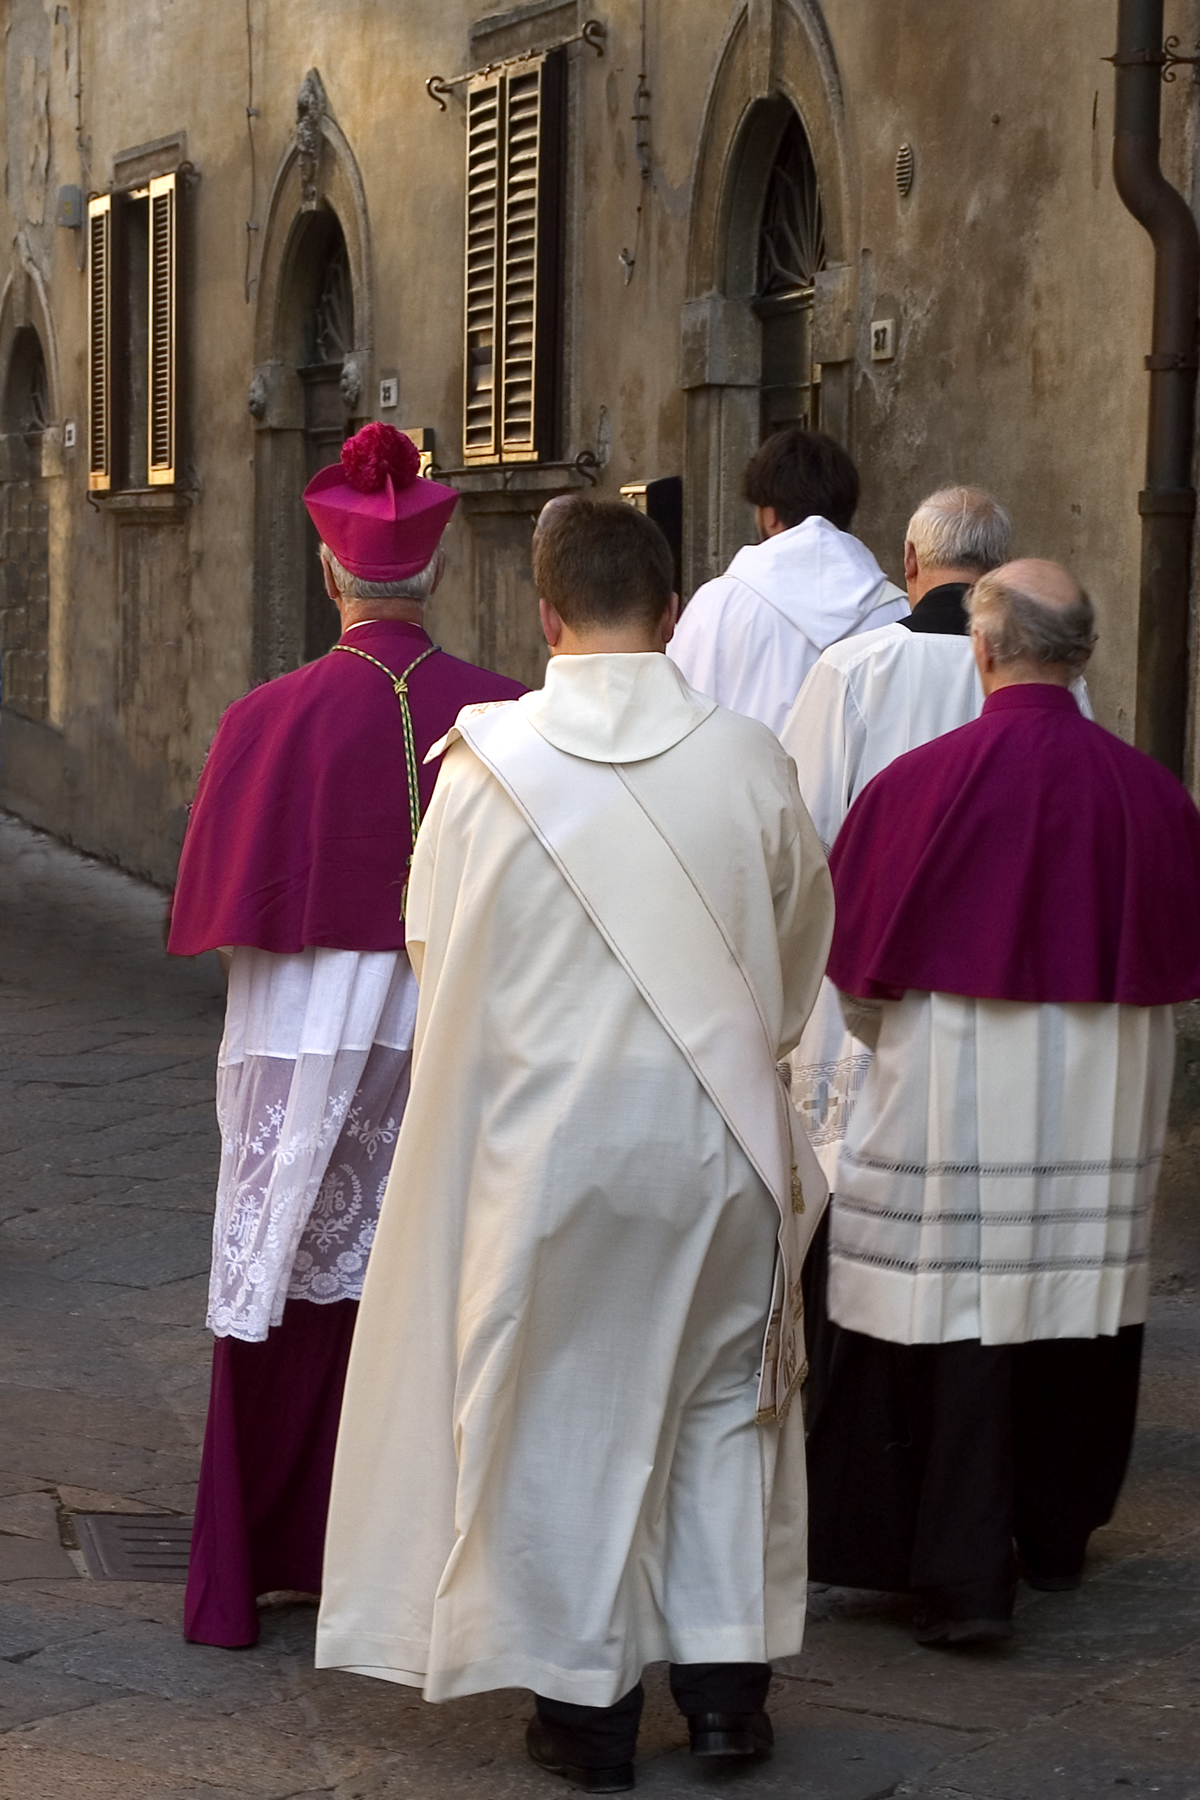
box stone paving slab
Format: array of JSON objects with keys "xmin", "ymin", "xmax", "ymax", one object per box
[
  {"xmin": 4, "ymin": 807, "xmax": 1200, "ymax": 1798},
  {"xmin": 0, "ymin": 1662, "xmax": 119, "ymax": 1732},
  {"xmin": 47, "ymin": 1212, "xmax": 213, "ymax": 1287}
]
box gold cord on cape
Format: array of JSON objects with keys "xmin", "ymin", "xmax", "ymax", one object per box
[{"xmin": 330, "ymin": 640, "xmax": 440, "ymax": 917}]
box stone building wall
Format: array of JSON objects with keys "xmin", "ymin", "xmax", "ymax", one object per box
[{"xmin": 0, "ymin": 0, "xmax": 1196, "ymax": 879}]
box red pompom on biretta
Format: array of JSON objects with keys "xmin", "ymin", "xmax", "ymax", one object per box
[
  {"xmin": 304, "ymin": 422, "xmax": 458, "ymax": 582},
  {"xmin": 340, "ymin": 421, "xmax": 421, "ymax": 494}
]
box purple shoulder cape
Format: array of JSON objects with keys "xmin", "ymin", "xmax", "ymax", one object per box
[
  {"xmin": 827, "ymin": 683, "xmax": 1200, "ymax": 1006},
  {"xmin": 168, "ymin": 620, "xmax": 525, "ymax": 955}
]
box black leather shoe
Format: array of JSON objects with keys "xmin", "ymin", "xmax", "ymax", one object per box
[
  {"xmin": 525, "ymin": 1719, "xmax": 635, "ymax": 1792},
  {"xmin": 912, "ymin": 1610, "xmax": 1013, "ymax": 1648},
  {"xmin": 686, "ymin": 1711, "xmax": 774, "ymax": 1758},
  {"xmin": 1022, "ymin": 1569, "xmax": 1082, "ymax": 1592},
  {"xmin": 1019, "ymin": 1558, "xmax": 1083, "ymax": 1592}
]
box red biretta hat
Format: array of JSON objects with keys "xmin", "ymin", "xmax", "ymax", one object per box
[{"xmin": 303, "ymin": 422, "xmax": 459, "ymax": 581}]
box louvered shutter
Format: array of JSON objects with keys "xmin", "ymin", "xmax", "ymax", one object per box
[
  {"xmin": 147, "ymin": 173, "xmax": 176, "ymax": 486},
  {"xmin": 463, "ymin": 53, "xmax": 564, "ymax": 465},
  {"xmin": 463, "ymin": 76, "xmax": 503, "ymax": 462},
  {"xmin": 87, "ymin": 194, "xmax": 112, "ymax": 492}
]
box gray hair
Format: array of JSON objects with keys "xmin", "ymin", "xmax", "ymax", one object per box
[
  {"xmin": 967, "ymin": 569, "xmax": 1096, "ymax": 672},
  {"xmin": 906, "ymin": 486, "xmax": 1012, "ymax": 574},
  {"xmin": 319, "ymin": 542, "xmax": 441, "ymax": 603}
]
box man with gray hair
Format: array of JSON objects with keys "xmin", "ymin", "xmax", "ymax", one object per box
[
  {"xmin": 807, "ymin": 558, "xmax": 1200, "ymax": 1645},
  {"xmin": 168, "ymin": 424, "xmax": 523, "ymax": 1647},
  {"xmin": 780, "ymin": 487, "xmax": 1032, "ymax": 1199},
  {"xmin": 901, "ymin": 485, "xmax": 1012, "ymax": 634}
]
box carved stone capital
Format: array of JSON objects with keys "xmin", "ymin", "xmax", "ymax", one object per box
[
  {"xmin": 812, "ymin": 264, "xmax": 857, "ymax": 365},
  {"xmin": 679, "ymin": 295, "xmax": 760, "ymax": 389}
]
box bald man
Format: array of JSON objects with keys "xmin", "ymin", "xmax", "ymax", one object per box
[{"xmin": 804, "ymin": 560, "xmax": 1200, "ymax": 1646}]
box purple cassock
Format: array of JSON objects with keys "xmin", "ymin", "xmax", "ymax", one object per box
[
  {"xmin": 171, "ymin": 620, "xmax": 524, "ymax": 1648},
  {"xmin": 827, "ymin": 682, "xmax": 1200, "ymax": 1007}
]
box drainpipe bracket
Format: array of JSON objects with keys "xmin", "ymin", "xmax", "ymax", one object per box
[
  {"xmin": 1105, "ymin": 37, "xmax": 1200, "ymax": 79},
  {"xmin": 1138, "ymin": 488, "xmax": 1197, "ymax": 515},
  {"xmin": 1145, "ymin": 351, "xmax": 1200, "ymax": 370}
]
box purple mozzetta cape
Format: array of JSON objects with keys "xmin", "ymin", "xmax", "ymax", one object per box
[
  {"xmin": 827, "ymin": 683, "xmax": 1200, "ymax": 1006},
  {"xmin": 168, "ymin": 620, "xmax": 525, "ymax": 955}
]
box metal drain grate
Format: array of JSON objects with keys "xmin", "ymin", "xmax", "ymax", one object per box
[{"xmin": 74, "ymin": 1513, "xmax": 193, "ymax": 1582}]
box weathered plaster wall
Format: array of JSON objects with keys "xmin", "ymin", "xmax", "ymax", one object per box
[{"xmin": 0, "ymin": 0, "xmax": 1193, "ymax": 881}]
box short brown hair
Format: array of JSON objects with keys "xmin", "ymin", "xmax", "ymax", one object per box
[
  {"xmin": 743, "ymin": 428, "xmax": 860, "ymax": 531},
  {"xmin": 532, "ymin": 497, "xmax": 674, "ymax": 630}
]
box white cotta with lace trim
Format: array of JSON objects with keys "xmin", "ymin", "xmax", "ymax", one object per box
[{"xmin": 208, "ymin": 945, "xmax": 418, "ymax": 1341}]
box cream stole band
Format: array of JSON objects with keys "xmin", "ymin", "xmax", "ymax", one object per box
[{"xmin": 450, "ymin": 703, "xmax": 827, "ymax": 1422}]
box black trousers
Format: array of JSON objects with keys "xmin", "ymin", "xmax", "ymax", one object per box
[
  {"xmin": 535, "ymin": 1663, "xmax": 771, "ymax": 1768},
  {"xmin": 803, "ymin": 1212, "xmax": 1144, "ymax": 1620}
]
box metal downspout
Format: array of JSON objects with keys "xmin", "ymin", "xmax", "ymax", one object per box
[{"xmin": 1112, "ymin": 0, "xmax": 1200, "ymax": 774}]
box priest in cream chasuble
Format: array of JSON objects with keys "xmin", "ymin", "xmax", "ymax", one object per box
[{"xmin": 317, "ymin": 499, "xmax": 833, "ymax": 1786}]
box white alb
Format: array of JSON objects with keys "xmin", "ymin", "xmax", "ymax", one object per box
[{"xmin": 668, "ymin": 515, "xmax": 907, "ymax": 734}]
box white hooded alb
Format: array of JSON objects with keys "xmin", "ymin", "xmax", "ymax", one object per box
[{"xmin": 668, "ymin": 515, "xmax": 907, "ymax": 734}]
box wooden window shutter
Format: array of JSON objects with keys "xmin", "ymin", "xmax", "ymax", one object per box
[
  {"xmin": 147, "ymin": 173, "xmax": 177, "ymax": 486},
  {"xmin": 463, "ymin": 53, "xmax": 564, "ymax": 465},
  {"xmin": 499, "ymin": 53, "xmax": 563, "ymax": 461},
  {"xmin": 463, "ymin": 76, "xmax": 503, "ymax": 463},
  {"xmin": 87, "ymin": 194, "xmax": 112, "ymax": 491}
]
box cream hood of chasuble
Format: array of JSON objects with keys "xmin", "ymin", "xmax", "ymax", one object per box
[
  {"xmin": 316, "ymin": 653, "xmax": 833, "ymax": 1703},
  {"xmin": 484, "ymin": 648, "xmax": 717, "ymax": 761}
]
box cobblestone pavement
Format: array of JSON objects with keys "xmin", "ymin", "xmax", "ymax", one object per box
[{"xmin": 2, "ymin": 809, "xmax": 1199, "ymax": 1800}]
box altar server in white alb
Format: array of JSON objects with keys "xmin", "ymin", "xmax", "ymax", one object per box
[
  {"xmin": 667, "ymin": 427, "xmax": 907, "ymax": 734},
  {"xmin": 318, "ymin": 498, "xmax": 834, "ymax": 1792},
  {"xmin": 780, "ymin": 486, "xmax": 1014, "ymax": 1189},
  {"xmin": 809, "ymin": 560, "xmax": 1200, "ymax": 1647}
]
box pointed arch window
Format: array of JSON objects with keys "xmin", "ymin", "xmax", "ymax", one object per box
[
  {"xmin": 1, "ymin": 325, "xmax": 52, "ymax": 720},
  {"xmin": 755, "ymin": 114, "xmax": 826, "ymax": 438}
]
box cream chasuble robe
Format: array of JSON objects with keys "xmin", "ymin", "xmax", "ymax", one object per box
[{"xmin": 316, "ymin": 653, "xmax": 833, "ymax": 1706}]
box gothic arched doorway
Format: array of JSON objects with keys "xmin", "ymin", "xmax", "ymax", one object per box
[
  {"xmin": 292, "ymin": 211, "xmax": 355, "ymax": 660},
  {"xmin": 681, "ymin": 1, "xmax": 853, "ymax": 591},
  {"xmin": 0, "ymin": 325, "xmax": 50, "ymax": 719},
  {"xmin": 251, "ymin": 71, "xmax": 373, "ymax": 680}
]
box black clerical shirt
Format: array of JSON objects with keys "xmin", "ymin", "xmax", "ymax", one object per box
[{"xmin": 899, "ymin": 581, "xmax": 970, "ymax": 636}]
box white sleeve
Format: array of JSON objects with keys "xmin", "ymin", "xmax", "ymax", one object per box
[{"xmin": 778, "ymin": 656, "xmax": 867, "ymax": 854}]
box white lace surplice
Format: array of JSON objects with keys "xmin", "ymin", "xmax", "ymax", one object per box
[
  {"xmin": 209, "ymin": 946, "xmax": 418, "ymax": 1341},
  {"xmin": 829, "ymin": 992, "xmax": 1175, "ymax": 1346}
]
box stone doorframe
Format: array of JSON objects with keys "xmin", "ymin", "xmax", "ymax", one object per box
[
  {"xmin": 681, "ymin": 0, "xmax": 859, "ymax": 593},
  {"xmin": 249, "ymin": 70, "xmax": 374, "ymax": 680},
  {"xmin": 0, "ymin": 262, "xmax": 66, "ymax": 725}
]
